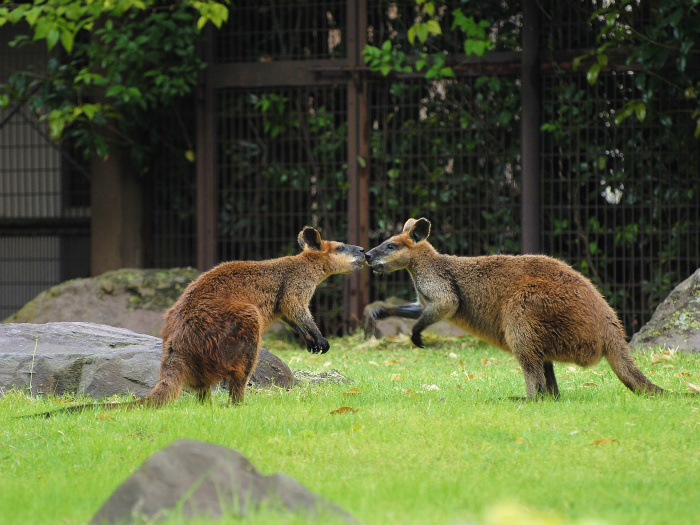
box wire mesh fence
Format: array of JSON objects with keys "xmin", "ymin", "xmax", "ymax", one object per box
[{"xmin": 2, "ymin": 0, "xmax": 699, "ymax": 339}]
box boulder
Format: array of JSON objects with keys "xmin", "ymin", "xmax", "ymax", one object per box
[
  {"xmin": 2, "ymin": 267, "xmax": 296, "ymax": 341},
  {"xmin": 0, "ymin": 322, "xmax": 161, "ymax": 398},
  {"xmin": 0, "ymin": 322, "xmax": 299, "ymax": 398},
  {"xmin": 292, "ymin": 369, "xmax": 353, "ymax": 384},
  {"xmin": 90, "ymin": 440, "xmax": 357, "ymax": 525},
  {"xmin": 630, "ymin": 268, "xmax": 700, "ymax": 352},
  {"xmin": 362, "ymin": 298, "xmax": 466, "ymax": 340},
  {"xmin": 3, "ymin": 268, "xmax": 200, "ymax": 337}
]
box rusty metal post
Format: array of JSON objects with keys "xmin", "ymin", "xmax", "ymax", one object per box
[
  {"xmin": 521, "ymin": 0, "xmax": 542, "ymax": 254},
  {"xmin": 345, "ymin": 0, "xmax": 370, "ymax": 331},
  {"xmin": 197, "ymin": 26, "xmax": 217, "ymax": 271}
]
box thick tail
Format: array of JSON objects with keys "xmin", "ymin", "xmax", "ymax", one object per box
[
  {"xmin": 605, "ymin": 341, "xmax": 665, "ymax": 396},
  {"xmin": 22, "ymin": 398, "xmax": 145, "ymax": 419},
  {"xmin": 22, "ymin": 375, "xmax": 181, "ymax": 419}
]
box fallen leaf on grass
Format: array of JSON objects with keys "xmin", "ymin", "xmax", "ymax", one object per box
[
  {"xmin": 687, "ymin": 382, "xmax": 700, "ymax": 394},
  {"xmin": 403, "ymin": 388, "xmax": 419, "ymax": 396},
  {"xmin": 481, "ymin": 358, "xmax": 489, "ymax": 366},
  {"xmin": 447, "ymin": 352, "xmax": 459, "ymax": 359},
  {"xmin": 592, "ymin": 437, "xmax": 618, "ymax": 446},
  {"xmin": 343, "ymin": 387, "xmax": 361, "ymax": 396},
  {"xmin": 423, "ymin": 384, "xmax": 440, "ymax": 391},
  {"xmin": 97, "ymin": 413, "xmax": 114, "ymax": 421},
  {"xmin": 368, "ymin": 361, "xmax": 379, "ymax": 366},
  {"xmin": 580, "ymin": 382, "xmax": 598, "ymax": 388},
  {"xmin": 515, "ymin": 437, "xmax": 525, "ymax": 445},
  {"xmin": 451, "ymin": 371, "xmax": 477, "ymax": 380},
  {"xmin": 330, "ymin": 406, "xmax": 359, "ymax": 415},
  {"xmin": 651, "ymin": 353, "xmax": 673, "ymax": 365},
  {"xmin": 382, "ymin": 359, "xmax": 399, "ymax": 365},
  {"xmin": 390, "ymin": 375, "xmax": 404, "ymax": 381},
  {"xmin": 348, "ymin": 424, "xmax": 364, "ymax": 433}
]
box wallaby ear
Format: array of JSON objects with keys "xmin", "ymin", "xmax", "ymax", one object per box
[
  {"xmin": 408, "ymin": 217, "xmax": 431, "ymax": 243},
  {"xmin": 298, "ymin": 227, "xmax": 323, "ymax": 251},
  {"xmin": 402, "ymin": 218, "xmax": 418, "ymax": 232}
]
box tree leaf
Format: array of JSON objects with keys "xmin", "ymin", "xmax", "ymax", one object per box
[
  {"xmin": 407, "ymin": 26, "xmax": 417, "ymax": 45},
  {"xmin": 343, "ymin": 387, "xmax": 361, "ymax": 395},
  {"xmin": 60, "ymin": 29, "xmax": 74, "ymax": 53},
  {"xmin": 635, "ymin": 102, "xmax": 646, "ymax": 123},
  {"xmin": 586, "ymin": 63, "xmax": 601, "ymax": 86},
  {"xmin": 425, "ymin": 20, "xmax": 442, "ymax": 36},
  {"xmin": 46, "ymin": 28, "xmax": 60, "ymax": 50}
]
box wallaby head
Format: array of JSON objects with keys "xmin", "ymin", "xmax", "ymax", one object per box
[
  {"xmin": 365, "ymin": 218, "xmax": 432, "ymax": 273},
  {"xmin": 298, "ymin": 226, "xmax": 366, "ymax": 274}
]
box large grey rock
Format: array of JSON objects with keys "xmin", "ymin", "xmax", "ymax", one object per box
[
  {"xmin": 0, "ymin": 322, "xmax": 161, "ymax": 398},
  {"xmin": 0, "ymin": 323, "xmax": 300, "ymax": 398},
  {"xmin": 362, "ymin": 298, "xmax": 466, "ymax": 340},
  {"xmin": 630, "ymin": 268, "xmax": 700, "ymax": 352},
  {"xmin": 90, "ymin": 440, "xmax": 357, "ymax": 525}
]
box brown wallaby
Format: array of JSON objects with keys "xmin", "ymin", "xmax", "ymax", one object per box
[
  {"xmin": 30, "ymin": 227, "xmax": 365, "ymax": 417},
  {"xmin": 365, "ymin": 217, "xmax": 669, "ymax": 399}
]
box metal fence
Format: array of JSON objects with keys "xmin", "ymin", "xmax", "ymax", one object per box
[
  {"xmin": 3, "ymin": 0, "xmax": 699, "ymax": 340},
  {"xmin": 0, "ymin": 24, "xmax": 90, "ymax": 320}
]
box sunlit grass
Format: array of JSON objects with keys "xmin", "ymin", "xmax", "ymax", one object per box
[{"xmin": 2, "ymin": 334, "xmax": 699, "ymax": 525}]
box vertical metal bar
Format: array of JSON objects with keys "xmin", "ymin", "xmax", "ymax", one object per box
[
  {"xmin": 521, "ymin": 0, "xmax": 542, "ymax": 254},
  {"xmin": 197, "ymin": 27, "xmax": 217, "ymax": 271},
  {"xmin": 345, "ymin": 0, "xmax": 370, "ymax": 331}
]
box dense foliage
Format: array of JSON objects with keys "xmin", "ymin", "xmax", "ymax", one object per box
[{"xmin": 0, "ymin": 0, "xmax": 228, "ymax": 167}]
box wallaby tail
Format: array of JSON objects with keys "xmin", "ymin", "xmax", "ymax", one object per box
[
  {"xmin": 22, "ymin": 375, "xmax": 181, "ymax": 419},
  {"xmin": 22, "ymin": 398, "xmax": 146, "ymax": 419},
  {"xmin": 605, "ymin": 341, "xmax": 664, "ymax": 396}
]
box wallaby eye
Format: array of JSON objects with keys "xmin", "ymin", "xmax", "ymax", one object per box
[
  {"xmin": 386, "ymin": 243, "xmax": 396, "ymax": 251},
  {"xmin": 336, "ymin": 246, "xmax": 345, "ymax": 253}
]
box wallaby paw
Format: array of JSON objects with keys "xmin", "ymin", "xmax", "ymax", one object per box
[{"xmin": 370, "ymin": 307, "xmax": 389, "ymax": 320}]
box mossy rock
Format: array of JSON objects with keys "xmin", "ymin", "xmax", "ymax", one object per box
[
  {"xmin": 630, "ymin": 268, "xmax": 700, "ymax": 353},
  {"xmin": 3, "ymin": 268, "xmax": 200, "ymax": 337}
]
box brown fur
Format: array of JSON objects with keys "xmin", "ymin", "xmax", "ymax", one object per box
[
  {"xmin": 31, "ymin": 228, "xmax": 364, "ymax": 417},
  {"xmin": 365, "ymin": 217, "xmax": 666, "ymax": 399}
]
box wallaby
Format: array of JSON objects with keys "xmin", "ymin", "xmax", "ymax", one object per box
[
  {"xmin": 365, "ymin": 217, "xmax": 670, "ymax": 399},
  {"xmin": 30, "ymin": 227, "xmax": 365, "ymax": 417}
]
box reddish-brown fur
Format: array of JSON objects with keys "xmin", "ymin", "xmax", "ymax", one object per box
[
  {"xmin": 366, "ymin": 218, "xmax": 666, "ymax": 399},
  {"xmin": 33, "ymin": 228, "xmax": 364, "ymax": 417}
]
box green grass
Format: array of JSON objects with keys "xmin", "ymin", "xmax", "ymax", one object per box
[{"xmin": 2, "ymin": 333, "xmax": 700, "ymax": 525}]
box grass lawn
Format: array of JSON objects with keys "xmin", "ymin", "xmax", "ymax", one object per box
[{"xmin": 1, "ymin": 333, "xmax": 699, "ymax": 525}]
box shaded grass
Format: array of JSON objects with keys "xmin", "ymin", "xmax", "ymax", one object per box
[{"xmin": 2, "ymin": 333, "xmax": 699, "ymax": 525}]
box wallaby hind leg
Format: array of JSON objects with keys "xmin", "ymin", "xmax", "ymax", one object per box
[
  {"xmin": 544, "ymin": 361, "xmax": 560, "ymax": 398},
  {"xmin": 226, "ymin": 351, "xmax": 258, "ymax": 405},
  {"xmin": 196, "ymin": 388, "xmax": 212, "ymax": 404},
  {"xmin": 514, "ymin": 354, "xmax": 548, "ymax": 399},
  {"xmin": 220, "ymin": 305, "xmax": 263, "ymax": 405}
]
